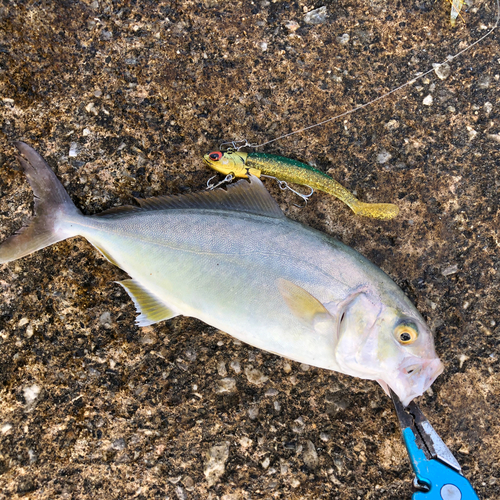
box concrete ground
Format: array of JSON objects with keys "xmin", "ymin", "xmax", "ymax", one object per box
[{"xmin": 0, "ymin": 0, "xmax": 499, "ymax": 498}]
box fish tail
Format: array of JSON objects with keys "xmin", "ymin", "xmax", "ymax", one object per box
[
  {"xmin": 0, "ymin": 142, "xmax": 83, "ymax": 264},
  {"xmin": 350, "ymin": 201, "xmax": 400, "ymax": 220}
]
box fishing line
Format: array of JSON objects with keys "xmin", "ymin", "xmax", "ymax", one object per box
[{"xmin": 222, "ymin": 0, "xmax": 499, "ymax": 151}]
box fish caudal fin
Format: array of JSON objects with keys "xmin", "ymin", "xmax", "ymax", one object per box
[{"xmin": 0, "ymin": 142, "xmax": 82, "ymax": 264}]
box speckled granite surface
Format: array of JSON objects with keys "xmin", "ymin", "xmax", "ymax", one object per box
[{"xmin": 0, "ymin": 0, "xmax": 499, "ymax": 498}]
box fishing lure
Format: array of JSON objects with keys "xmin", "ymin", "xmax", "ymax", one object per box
[{"xmin": 203, "ymin": 150, "xmax": 399, "ymax": 220}]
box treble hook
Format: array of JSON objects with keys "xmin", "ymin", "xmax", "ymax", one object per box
[
  {"xmin": 206, "ymin": 173, "xmax": 235, "ymax": 190},
  {"xmin": 261, "ymin": 175, "xmax": 315, "ymax": 208},
  {"xmin": 219, "ymin": 139, "xmax": 257, "ymax": 151}
]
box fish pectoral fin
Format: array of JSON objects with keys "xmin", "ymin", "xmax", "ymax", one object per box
[
  {"xmin": 277, "ymin": 278, "xmax": 334, "ymax": 334},
  {"xmin": 117, "ymin": 279, "xmax": 178, "ymax": 327}
]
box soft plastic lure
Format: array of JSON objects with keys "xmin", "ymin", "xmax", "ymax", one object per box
[{"xmin": 203, "ymin": 150, "xmax": 399, "ymax": 220}]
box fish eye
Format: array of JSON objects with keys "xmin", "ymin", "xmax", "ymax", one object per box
[
  {"xmin": 209, "ymin": 151, "xmax": 223, "ymax": 161},
  {"xmin": 394, "ymin": 322, "xmax": 418, "ymax": 345}
]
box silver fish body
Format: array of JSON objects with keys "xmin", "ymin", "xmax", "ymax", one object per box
[{"xmin": 1, "ymin": 142, "xmax": 443, "ymax": 405}]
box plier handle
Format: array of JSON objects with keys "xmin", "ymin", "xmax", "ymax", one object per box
[{"xmin": 390, "ymin": 389, "xmax": 479, "ymax": 499}]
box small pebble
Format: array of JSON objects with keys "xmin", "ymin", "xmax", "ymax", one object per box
[
  {"xmin": 217, "ymin": 361, "xmax": 227, "ymax": 377},
  {"xmin": 110, "ymin": 438, "xmax": 126, "ymax": 451},
  {"xmin": 285, "ymin": 20, "xmax": 300, "ymax": 32},
  {"xmin": 100, "ymin": 29, "xmax": 112, "ymax": 41},
  {"xmin": 377, "ymin": 150, "xmax": 392, "ymax": 164},
  {"xmin": 302, "ymin": 440, "xmax": 319, "ymax": 469},
  {"xmin": 1, "ymin": 423, "xmax": 12, "ymax": 434},
  {"xmin": 23, "ymin": 384, "xmax": 40, "ymax": 406},
  {"xmin": 248, "ymin": 406, "xmax": 259, "ymax": 419},
  {"xmin": 292, "ymin": 416, "xmax": 305, "ymax": 433},
  {"xmin": 204, "ymin": 442, "xmax": 230, "ymax": 486},
  {"xmin": 69, "ymin": 142, "xmax": 79, "ymax": 157},
  {"xmin": 320, "ymin": 432, "xmax": 330, "ymax": 442},
  {"xmin": 175, "ymin": 485, "xmax": 187, "ymax": 500},
  {"xmin": 99, "ymin": 311, "xmax": 112, "ymax": 328},
  {"xmin": 433, "ymin": 63, "xmax": 451, "ymax": 80},
  {"xmin": 229, "ymin": 360, "xmax": 241, "ymax": 373},
  {"xmin": 215, "ymin": 378, "xmax": 236, "ymax": 394},
  {"xmin": 304, "ymin": 6, "xmax": 327, "ymax": 24},
  {"xmin": 261, "ymin": 456, "xmax": 270, "ymax": 469},
  {"xmin": 337, "ymin": 33, "xmax": 349, "ymax": 45},
  {"xmin": 442, "ymin": 264, "xmax": 458, "ymax": 276},
  {"xmin": 484, "ymin": 102, "xmax": 493, "ymax": 114},
  {"xmin": 384, "ymin": 119, "xmax": 399, "ymax": 131},
  {"xmin": 466, "ymin": 126, "xmax": 478, "ymax": 141},
  {"xmin": 459, "ymin": 354, "xmax": 469, "ymax": 368},
  {"xmin": 422, "ymin": 95, "xmax": 433, "ymax": 106},
  {"xmin": 82, "ymin": 128, "xmax": 91, "ymax": 136},
  {"xmin": 478, "ymin": 75, "xmax": 490, "ymax": 89},
  {"xmin": 244, "ymin": 366, "xmax": 268, "ymax": 385},
  {"xmin": 239, "ymin": 436, "xmax": 253, "ymax": 449}
]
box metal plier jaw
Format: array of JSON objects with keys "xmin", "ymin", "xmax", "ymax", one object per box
[{"xmin": 390, "ymin": 389, "xmax": 479, "ymax": 500}]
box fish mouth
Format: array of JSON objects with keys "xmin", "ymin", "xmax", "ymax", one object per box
[{"xmin": 379, "ymin": 357, "xmax": 444, "ymax": 406}]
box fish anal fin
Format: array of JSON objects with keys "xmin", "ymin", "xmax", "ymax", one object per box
[
  {"xmin": 117, "ymin": 279, "xmax": 178, "ymax": 326},
  {"xmin": 88, "ymin": 240, "xmax": 120, "ymax": 267},
  {"xmin": 277, "ymin": 278, "xmax": 334, "ymax": 334}
]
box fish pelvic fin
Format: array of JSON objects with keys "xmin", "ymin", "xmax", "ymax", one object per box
[
  {"xmin": 0, "ymin": 142, "xmax": 82, "ymax": 264},
  {"xmin": 117, "ymin": 279, "xmax": 179, "ymax": 326}
]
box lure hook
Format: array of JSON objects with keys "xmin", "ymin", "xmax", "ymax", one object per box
[
  {"xmin": 206, "ymin": 173, "xmax": 235, "ymax": 190},
  {"xmin": 262, "ymin": 175, "xmax": 314, "ymax": 208},
  {"xmin": 219, "ymin": 139, "xmax": 258, "ymax": 152}
]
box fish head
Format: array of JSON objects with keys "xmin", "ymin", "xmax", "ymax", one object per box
[
  {"xmin": 203, "ymin": 151, "xmax": 259, "ymax": 178},
  {"xmin": 334, "ymin": 291, "xmax": 444, "ymax": 406}
]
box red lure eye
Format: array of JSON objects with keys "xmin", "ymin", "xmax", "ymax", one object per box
[{"xmin": 209, "ymin": 151, "xmax": 222, "ymax": 161}]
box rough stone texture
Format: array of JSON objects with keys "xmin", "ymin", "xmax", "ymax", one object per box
[{"xmin": 0, "ymin": 0, "xmax": 499, "ymax": 498}]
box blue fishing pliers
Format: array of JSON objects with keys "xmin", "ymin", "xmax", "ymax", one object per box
[{"xmin": 390, "ymin": 389, "xmax": 479, "ymax": 499}]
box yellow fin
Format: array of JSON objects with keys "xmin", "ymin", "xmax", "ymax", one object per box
[
  {"xmin": 277, "ymin": 278, "xmax": 334, "ymax": 334},
  {"xmin": 88, "ymin": 240, "xmax": 120, "ymax": 267},
  {"xmin": 117, "ymin": 279, "xmax": 178, "ymax": 326}
]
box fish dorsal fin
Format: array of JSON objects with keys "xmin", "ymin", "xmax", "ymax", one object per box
[
  {"xmin": 136, "ymin": 175, "xmax": 284, "ymax": 219},
  {"xmin": 93, "ymin": 205, "xmax": 142, "ymax": 217},
  {"xmin": 278, "ymin": 278, "xmax": 335, "ymax": 335},
  {"xmin": 117, "ymin": 279, "xmax": 178, "ymax": 326}
]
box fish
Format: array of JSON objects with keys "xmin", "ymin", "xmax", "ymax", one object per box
[
  {"xmin": 203, "ymin": 150, "xmax": 399, "ymax": 220},
  {"xmin": 1, "ymin": 142, "xmax": 443, "ymax": 406}
]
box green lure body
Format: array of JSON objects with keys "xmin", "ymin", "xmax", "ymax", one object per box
[{"xmin": 203, "ymin": 150, "xmax": 399, "ymax": 220}]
